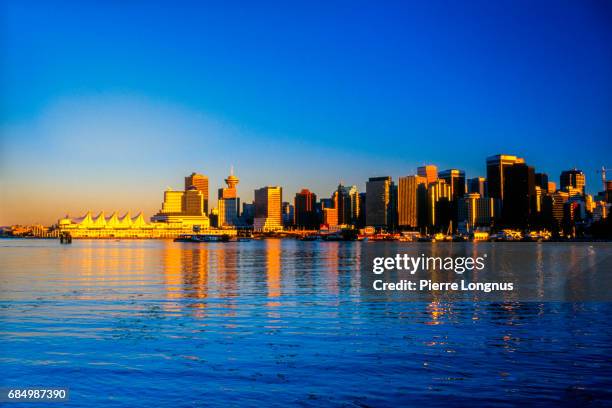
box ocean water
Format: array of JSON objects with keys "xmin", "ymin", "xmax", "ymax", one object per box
[{"xmin": 1, "ymin": 239, "xmax": 611, "ymax": 407}]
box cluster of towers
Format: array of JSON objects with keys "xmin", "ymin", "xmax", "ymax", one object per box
[{"xmin": 152, "ymin": 156, "xmax": 611, "ymax": 236}]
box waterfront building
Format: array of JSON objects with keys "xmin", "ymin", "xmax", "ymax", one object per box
[
  {"xmin": 417, "ymin": 165, "xmax": 438, "ymax": 184},
  {"xmin": 458, "ymin": 193, "xmax": 499, "ymax": 228},
  {"xmin": 439, "ymin": 169, "xmax": 466, "ymax": 202},
  {"xmin": 282, "ymin": 202, "xmax": 294, "ymax": 228},
  {"xmin": 322, "ymin": 207, "xmax": 338, "ymax": 229},
  {"xmin": 253, "ymin": 186, "xmax": 283, "ymax": 232},
  {"xmin": 592, "ymin": 201, "xmax": 610, "ymax": 222},
  {"xmin": 217, "ymin": 169, "xmax": 240, "ymax": 227},
  {"xmin": 560, "ymin": 169, "xmax": 586, "ymax": 195},
  {"xmin": 347, "ymin": 186, "xmax": 360, "ymax": 224},
  {"xmin": 551, "ymin": 190, "xmax": 570, "ymax": 228},
  {"xmin": 241, "ymin": 202, "xmax": 255, "ymax": 225},
  {"xmin": 294, "ymin": 189, "xmax": 318, "ymax": 230},
  {"xmin": 426, "ymin": 179, "xmax": 452, "ymax": 229},
  {"xmin": 333, "ymin": 184, "xmax": 352, "ymax": 226},
  {"xmin": 366, "ymin": 176, "xmax": 395, "ymax": 229},
  {"xmin": 185, "ymin": 172, "xmax": 209, "ymax": 213},
  {"xmin": 152, "ymin": 186, "xmax": 210, "ymax": 228},
  {"xmin": 397, "ymin": 175, "xmax": 427, "ymax": 229},
  {"xmin": 486, "ymin": 154, "xmax": 525, "ymax": 200},
  {"xmin": 467, "ymin": 177, "xmax": 487, "ymax": 197},
  {"xmin": 58, "ymin": 210, "xmax": 234, "ymax": 238},
  {"xmin": 357, "ymin": 192, "xmax": 367, "ymax": 227},
  {"xmin": 502, "ymin": 162, "xmax": 536, "ymax": 228}
]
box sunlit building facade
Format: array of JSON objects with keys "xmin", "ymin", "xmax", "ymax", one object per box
[
  {"xmin": 486, "ymin": 154, "xmax": 524, "ymax": 200},
  {"xmin": 253, "ymin": 186, "xmax": 283, "ymax": 232},
  {"xmin": 398, "ymin": 175, "xmax": 427, "ymax": 229},
  {"xmin": 217, "ymin": 169, "xmax": 240, "ymax": 227},
  {"xmin": 294, "ymin": 189, "xmax": 318, "ymax": 229},
  {"xmin": 417, "ymin": 165, "xmax": 438, "ymax": 184},
  {"xmin": 185, "ymin": 172, "xmax": 209, "ymax": 213}
]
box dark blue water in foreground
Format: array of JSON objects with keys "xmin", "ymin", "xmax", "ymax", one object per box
[{"xmin": 1, "ymin": 239, "xmax": 611, "ymax": 407}]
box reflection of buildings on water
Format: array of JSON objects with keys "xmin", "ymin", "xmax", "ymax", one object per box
[
  {"xmin": 56, "ymin": 241, "xmax": 147, "ymax": 299},
  {"xmin": 162, "ymin": 242, "xmax": 209, "ymax": 306},
  {"xmin": 266, "ymin": 239, "xmax": 282, "ymax": 305}
]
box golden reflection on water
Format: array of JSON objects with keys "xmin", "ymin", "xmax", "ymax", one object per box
[{"xmin": 266, "ymin": 239, "xmax": 282, "ymax": 307}]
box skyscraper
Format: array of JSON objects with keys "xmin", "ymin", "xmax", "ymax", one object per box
[
  {"xmin": 185, "ymin": 173, "xmax": 209, "ymax": 213},
  {"xmin": 282, "ymin": 202, "xmax": 294, "ymax": 228},
  {"xmin": 294, "ymin": 189, "xmax": 318, "ymax": 230},
  {"xmin": 486, "ymin": 154, "xmax": 524, "ymax": 200},
  {"xmin": 439, "ymin": 169, "xmax": 466, "ymax": 201},
  {"xmin": 333, "ymin": 184, "xmax": 352, "ymax": 226},
  {"xmin": 467, "ymin": 177, "xmax": 487, "ymax": 197},
  {"xmin": 560, "ymin": 169, "xmax": 586, "ymax": 195},
  {"xmin": 366, "ymin": 176, "xmax": 393, "ymax": 229},
  {"xmin": 535, "ymin": 173, "xmax": 549, "ymax": 191},
  {"xmin": 426, "ymin": 179, "xmax": 452, "ymax": 229},
  {"xmin": 347, "ymin": 186, "xmax": 360, "ymax": 224},
  {"xmin": 458, "ymin": 193, "xmax": 499, "ymax": 228},
  {"xmin": 217, "ymin": 169, "xmax": 240, "ymax": 227},
  {"xmin": 151, "ymin": 180, "xmax": 210, "ymax": 228},
  {"xmin": 397, "ymin": 175, "xmax": 427, "ymax": 229},
  {"xmin": 502, "ymin": 162, "xmax": 536, "ymax": 228},
  {"xmin": 417, "ymin": 165, "xmax": 438, "ymax": 184},
  {"xmin": 253, "ymin": 186, "xmax": 283, "ymax": 232}
]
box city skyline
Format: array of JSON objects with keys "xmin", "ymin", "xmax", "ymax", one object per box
[
  {"xmin": 1, "ymin": 1, "xmax": 611, "ymax": 224},
  {"xmin": 0, "ymin": 155, "xmax": 607, "ymax": 226}
]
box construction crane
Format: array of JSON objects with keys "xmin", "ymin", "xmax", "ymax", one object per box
[{"xmin": 596, "ymin": 166, "xmax": 611, "ymax": 192}]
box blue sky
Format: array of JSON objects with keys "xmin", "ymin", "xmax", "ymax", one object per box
[{"xmin": 1, "ymin": 1, "xmax": 611, "ymax": 224}]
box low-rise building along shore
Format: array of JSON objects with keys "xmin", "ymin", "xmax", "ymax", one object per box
[{"xmin": 58, "ymin": 211, "xmax": 236, "ymax": 239}]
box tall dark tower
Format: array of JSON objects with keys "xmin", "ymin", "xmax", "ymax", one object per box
[{"xmin": 502, "ymin": 163, "xmax": 536, "ymax": 228}]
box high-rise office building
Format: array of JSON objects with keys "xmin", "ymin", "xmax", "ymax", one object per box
[
  {"xmin": 323, "ymin": 207, "xmax": 338, "ymax": 229},
  {"xmin": 439, "ymin": 169, "xmax": 466, "ymax": 201},
  {"xmin": 426, "ymin": 179, "xmax": 452, "ymax": 229},
  {"xmin": 241, "ymin": 202, "xmax": 255, "ymax": 225},
  {"xmin": 333, "ymin": 184, "xmax": 352, "ymax": 226},
  {"xmin": 398, "ymin": 175, "xmax": 427, "ymax": 229},
  {"xmin": 535, "ymin": 173, "xmax": 549, "ymax": 191},
  {"xmin": 357, "ymin": 192, "xmax": 367, "ymax": 227},
  {"xmin": 486, "ymin": 154, "xmax": 525, "ymax": 200},
  {"xmin": 502, "ymin": 162, "xmax": 536, "ymax": 227},
  {"xmin": 467, "ymin": 177, "xmax": 487, "ymax": 197},
  {"xmin": 547, "ymin": 181, "xmax": 557, "ymax": 194},
  {"xmin": 294, "ymin": 189, "xmax": 318, "ymax": 230},
  {"xmin": 348, "ymin": 186, "xmax": 360, "ymax": 224},
  {"xmin": 183, "ymin": 187, "xmax": 205, "ymax": 215},
  {"xmin": 217, "ymin": 169, "xmax": 240, "ymax": 227},
  {"xmin": 185, "ymin": 172, "xmax": 209, "ymax": 213},
  {"xmin": 560, "ymin": 169, "xmax": 586, "ymax": 195},
  {"xmin": 282, "ymin": 202, "xmax": 294, "ymax": 227},
  {"xmin": 417, "ymin": 165, "xmax": 438, "ymax": 184},
  {"xmin": 458, "ymin": 193, "xmax": 499, "ymax": 228},
  {"xmin": 366, "ymin": 176, "xmax": 394, "ymax": 229},
  {"xmin": 253, "ymin": 186, "xmax": 283, "ymax": 232},
  {"xmin": 151, "ymin": 177, "xmax": 210, "ymax": 228}
]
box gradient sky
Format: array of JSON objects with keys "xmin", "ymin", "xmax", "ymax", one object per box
[{"xmin": 1, "ymin": 1, "xmax": 611, "ymax": 225}]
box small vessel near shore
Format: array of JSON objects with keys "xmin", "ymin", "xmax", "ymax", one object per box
[{"xmin": 174, "ymin": 234, "xmax": 231, "ymax": 243}]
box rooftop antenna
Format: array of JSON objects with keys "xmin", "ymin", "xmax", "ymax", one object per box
[{"xmin": 230, "ymin": 165, "xmax": 234, "ymax": 176}]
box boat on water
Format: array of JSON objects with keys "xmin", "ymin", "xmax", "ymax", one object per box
[
  {"xmin": 300, "ymin": 235, "xmax": 319, "ymax": 241},
  {"xmin": 174, "ymin": 234, "xmax": 231, "ymax": 243}
]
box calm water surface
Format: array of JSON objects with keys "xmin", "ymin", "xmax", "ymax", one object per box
[{"xmin": 1, "ymin": 239, "xmax": 611, "ymax": 407}]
